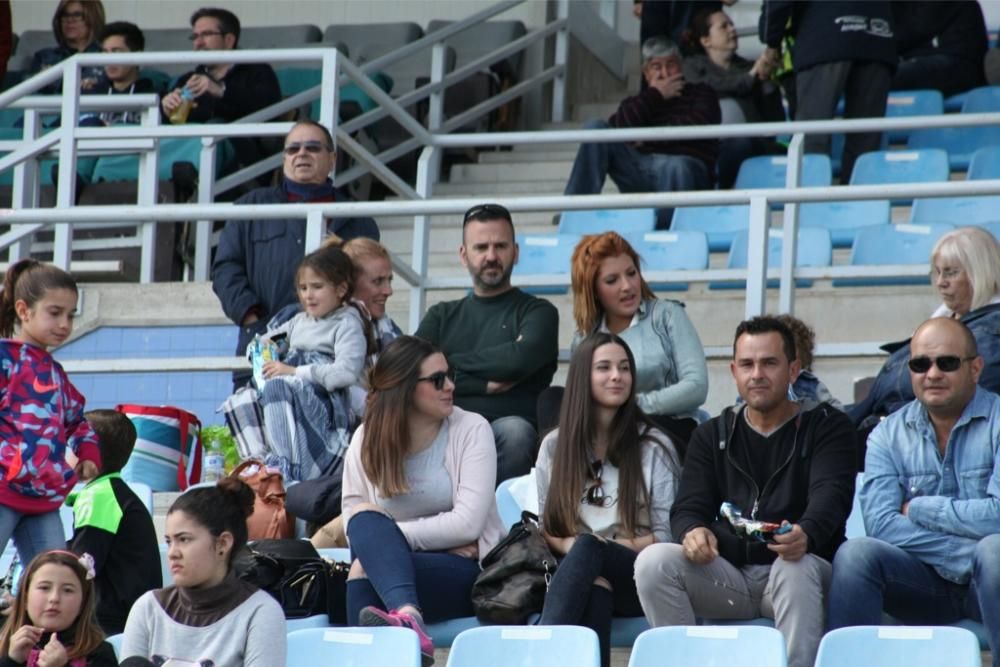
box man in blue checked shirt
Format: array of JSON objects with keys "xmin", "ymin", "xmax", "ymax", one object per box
[{"xmin": 828, "ymin": 316, "xmax": 1000, "ymax": 665}]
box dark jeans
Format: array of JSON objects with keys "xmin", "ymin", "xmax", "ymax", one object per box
[
  {"xmin": 828, "ymin": 536, "xmax": 1000, "ymax": 667},
  {"xmin": 893, "ymin": 54, "xmax": 985, "ymax": 99},
  {"xmin": 539, "ymin": 534, "xmax": 643, "ymax": 667},
  {"xmin": 346, "ymin": 510, "xmax": 481, "ymax": 623}
]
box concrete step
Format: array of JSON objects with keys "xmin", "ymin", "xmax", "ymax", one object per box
[
  {"xmin": 430, "ymin": 179, "xmax": 587, "ymax": 196},
  {"xmin": 477, "ymin": 149, "xmax": 578, "ymax": 164},
  {"xmin": 448, "ymin": 160, "xmax": 573, "ymax": 184},
  {"xmin": 574, "ymin": 101, "xmax": 618, "ymax": 121}
]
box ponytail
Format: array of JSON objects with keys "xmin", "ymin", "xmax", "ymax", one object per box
[{"xmin": 0, "ymin": 260, "xmax": 77, "ymax": 338}]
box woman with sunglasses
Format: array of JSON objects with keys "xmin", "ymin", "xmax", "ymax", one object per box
[
  {"xmin": 341, "ymin": 335, "xmax": 506, "ymax": 665},
  {"xmin": 535, "ymin": 333, "xmax": 681, "ymax": 667},
  {"xmin": 848, "ymin": 226, "xmax": 1000, "ymax": 449}
]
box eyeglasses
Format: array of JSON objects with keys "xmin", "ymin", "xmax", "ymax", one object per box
[
  {"xmin": 188, "ymin": 30, "xmax": 226, "ymax": 41},
  {"xmin": 582, "ymin": 460, "xmax": 614, "ymax": 508},
  {"xmin": 907, "ymin": 355, "xmax": 976, "ymax": 374},
  {"xmin": 931, "ymin": 267, "xmax": 963, "ymax": 281},
  {"xmin": 283, "ymin": 141, "xmax": 333, "ymax": 156},
  {"xmin": 463, "ymin": 203, "xmax": 511, "ymax": 224},
  {"xmin": 417, "ymin": 368, "xmax": 455, "ymax": 390},
  {"xmin": 60, "ymin": 11, "xmax": 85, "ymax": 21}
]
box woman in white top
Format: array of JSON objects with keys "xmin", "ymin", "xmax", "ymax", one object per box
[
  {"xmin": 536, "ymin": 333, "xmax": 681, "ymax": 667},
  {"xmin": 341, "ymin": 335, "xmax": 506, "ymax": 666}
]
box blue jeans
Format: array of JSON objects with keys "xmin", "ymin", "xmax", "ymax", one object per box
[
  {"xmin": 346, "ymin": 510, "xmax": 481, "ymax": 624},
  {"xmin": 564, "ymin": 119, "xmax": 712, "ymax": 229},
  {"xmin": 491, "ymin": 416, "xmax": 537, "ymax": 486},
  {"xmin": 0, "ymin": 506, "xmax": 66, "ymax": 568},
  {"xmin": 828, "ymin": 536, "xmax": 1000, "ymax": 666},
  {"xmin": 540, "ymin": 534, "xmax": 642, "ymax": 667}
]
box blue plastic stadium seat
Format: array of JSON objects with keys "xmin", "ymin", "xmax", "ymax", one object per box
[
  {"xmin": 959, "ymin": 85, "xmax": 1000, "ymax": 113},
  {"xmin": 944, "ymin": 91, "xmax": 969, "ymax": 112},
  {"xmin": 883, "ymin": 90, "xmax": 945, "ymax": 145},
  {"xmin": 447, "ymin": 626, "xmax": 600, "ymax": 667},
  {"xmin": 623, "ymin": 230, "xmax": 709, "ymax": 291},
  {"xmin": 671, "ymin": 205, "xmax": 749, "ymax": 253},
  {"xmin": 966, "ymin": 145, "xmax": 1000, "ymax": 179},
  {"xmin": 845, "ymin": 472, "xmax": 866, "ymax": 539},
  {"xmin": 799, "ymin": 199, "xmax": 890, "ymax": 248},
  {"xmin": 834, "ymin": 222, "xmax": 953, "ymax": 287},
  {"xmin": 907, "ymin": 124, "xmax": 1000, "ymax": 171},
  {"xmin": 711, "ymin": 227, "xmax": 832, "ymax": 290},
  {"xmin": 275, "ymin": 67, "xmax": 393, "ymax": 120},
  {"xmin": 558, "ymin": 208, "xmax": 656, "ymax": 236},
  {"xmin": 425, "ymin": 616, "xmax": 482, "ymax": 648},
  {"xmin": 734, "ymin": 154, "xmax": 832, "ymax": 190},
  {"xmin": 287, "ymin": 627, "xmax": 421, "ymax": 667},
  {"xmin": 512, "ymin": 233, "xmax": 580, "ymax": 294},
  {"xmin": 90, "ymin": 137, "xmax": 235, "ymax": 183},
  {"xmin": 628, "ymin": 626, "xmax": 786, "ymax": 667},
  {"xmin": 909, "ymin": 195, "xmax": 1000, "ymax": 225},
  {"xmin": 849, "ymin": 149, "xmax": 950, "ymax": 205},
  {"xmin": 495, "ymin": 476, "xmax": 523, "ymax": 527},
  {"xmin": 287, "ymin": 615, "xmax": 331, "ymax": 632},
  {"xmin": 815, "ymin": 626, "xmax": 981, "ymax": 667},
  {"xmin": 106, "ymin": 634, "xmax": 122, "ymax": 658}
]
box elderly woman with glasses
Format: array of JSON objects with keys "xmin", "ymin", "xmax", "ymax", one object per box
[
  {"xmin": 535, "ymin": 333, "xmax": 681, "ymax": 667},
  {"xmin": 32, "ymin": 0, "xmax": 107, "ymax": 92},
  {"xmin": 341, "ymin": 335, "xmax": 506, "ymax": 666},
  {"xmin": 849, "ymin": 226, "xmax": 1000, "ymax": 442}
]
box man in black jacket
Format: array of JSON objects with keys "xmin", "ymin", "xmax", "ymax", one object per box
[
  {"xmin": 212, "ymin": 120, "xmax": 379, "ymax": 390},
  {"xmin": 635, "ymin": 315, "xmax": 856, "ymax": 667}
]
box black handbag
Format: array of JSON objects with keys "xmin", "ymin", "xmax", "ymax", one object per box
[
  {"xmin": 233, "ymin": 538, "xmax": 349, "ymax": 623},
  {"xmin": 470, "ymin": 511, "xmax": 559, "ymax": 625}
]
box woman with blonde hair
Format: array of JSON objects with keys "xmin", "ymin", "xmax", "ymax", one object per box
[
  {"xmin": 539, "ymin": 231, "xmax": 708, "ymax": 446},
  {"xmin": 849, "ymin": 226, "xmax": 1000, "ymax": 430}
]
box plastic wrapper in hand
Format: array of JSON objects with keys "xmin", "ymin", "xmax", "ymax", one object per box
[
  {"xmin": 720, "ymin": 502, "xmax": 782, "ymax": 542},
  {"xmin": 248, "ymin": 335, "xmax": 280, "ymax": 390}
]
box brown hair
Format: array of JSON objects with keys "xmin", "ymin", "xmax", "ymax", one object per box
[
  {"xmin": 322, "ymin": 234, "xmax": 391, "ymax": 265},
  {"xmin": 775, "ymin": 314, "xmax": 816, "ymax": 370},
  {"xmin": 543, "ymin": 333, "xmax": 679, "ymax": 538},
  {"xmin": 0, "ymin": 259, "xmax": 78, "ymax": 339},
  {"xmin": 0, "ymin": 551, "xmax": 105, "ymax": 659},
  {"xmin": 361, "ymin": 336, "xmax": 441, "ymax": 497},
  {"xmin": 168, "ymin": 477, "xmax": 255, "ymax": 568},
  {"xmin": 52, "ymin": 0, "xmax": 105, "ymax": 49},
  {"xmin": 85, "ymin": 409, "xmax": 137, "ymax": 474},
  {"xmin": 298, "ymin": 247, "xmax": 376, "ymax": 354},
  {"xmin": 680, "ymin": 6, "xmax": 720, "ymax": 56},
  {"xmin": 570, "ymin": 232, "xmax": 655, "ymax": 334}
]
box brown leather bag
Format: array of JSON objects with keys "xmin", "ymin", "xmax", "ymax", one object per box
[{"xmin": 231, "ymin": 460, "xmax": 296, "ymax": 540}]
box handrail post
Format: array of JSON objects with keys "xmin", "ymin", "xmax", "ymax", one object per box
[
  {"xmin": 54, "ymin": 60, "xmax": 82, "ymax": 271},
  {"xmin": 428, "ymin": 43, "xmax": 447, "ymax": 133},
  {"xmin": 319, "ymin": 49, "xmax": 339, "ymax": 152},
  {"xmin": 552, "ymin": 0, "xmax": 569, "ymax": 123},
  {"xmin": 192, "ymin": 138, "xmax": 217, "ymax": 282},
  {"xmin": 305, "ymin": 209, "xmax": 325, "ymax": 252},
  {"xmin": 745, "ymin": 195, "xmax": 770, "ymax": 319},
  {"xmin": 10, "ymin": 109, "xmax": 41, "ymax": 263},
  {"xmin": 410, "ymin": 146, "xmax": 440, "ymax": 332},
  {"xmin": 136, "ymin": 105, "xmax": 160, "ymax": 283},
  {"xmin": 779, "ymin": 132, "xmax": 804, "ymax": 314}
]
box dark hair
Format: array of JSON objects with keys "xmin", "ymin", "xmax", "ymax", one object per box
[
  {"xmin": 0, "ymin": 259, "xmax": 78, "ymax": 339},
  {"xmin": 84, "ymin": 409, "xmax": 136, "ymax": 474},
  {"xmin": 543, "ymin": 333, "xmax": 680, "ymax": 538},
  {"xmin": 289, "ymin": 119, "xmax": 334, "ymax": 151},
  {"xmin": 361, "ymin": 336, "xmax": 441, "ymax": 497},
  {"xmin": 461, "ymin": 203, "xmax": 515, "ymax": 239},
  {"xmin": 190, "ymin": 7, "xmax": 240, "ymax": 46},
  {"xmin": 168, "ymin": 478, "xmax": 254, "ymax": 567},
  {"xmin": 681, "ymin": 6, "xmax": 719, "ymax": 56},
  {"xmin": 733, "ymin": 315, "xmax": 797, "ymax": 363},
  {"xmin": 775, "ymin": 314, "xmax": 815, "ymax": 370},
  {"xmin": 0, "ymin": 551, "xmax": 104, "ymax": 659},
  {"xmin": 52, "ymin": 0, "xmax": 105, "ymax": 49},
  {"xmin": 100, "ymin": 20, "xmax": 144, "ymax": 52},
  {"xmin": 298, "ymin": 247, "xmax": 375, "ymax": 355}
]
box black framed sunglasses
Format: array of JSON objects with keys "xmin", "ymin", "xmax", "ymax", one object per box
[
  {"xmin": 907, "ymin": 355, "xmax": 976, "ymax": 374},
  {"xmin": 582, "ymin": 460, "xmax": 614, "ymax": 508},
  {"xmin": 283, "ymin": 141, "xmax": 332, "ymax": 156},
  {"xmin": 463, "ymin": 203, "xmax": 512, "ymax": 223},
  {"xmin": 417, "ymin": 368, "xmax": 455, "ymax": 390}
]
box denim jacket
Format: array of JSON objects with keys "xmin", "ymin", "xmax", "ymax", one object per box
[{"xmin": 862, "ymin": 386, "xmax": 1000, "ymax": 583}]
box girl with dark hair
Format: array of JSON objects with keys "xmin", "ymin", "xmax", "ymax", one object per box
[
  {"xmin": 0, "ymin": 550, "xmax": 116, "ymax": 666},
  {"xmin": 341, "ymin": 335, "xmax": 506, "ymax": 666},
  {"xmin": 680, "ymin": 7, "xmax": 785, "ymax": 188},
  {"xmin": 120, "ymin": 478, "xmax": 286, "ymax": 666},
  {"xmin": 223, "ymin": 247, "xmax": 371, "ymax": 482},
  {"xmin": 536, "ymin": 333, "xmax": 680, "ymax": 667},
  {"xmin": 0, "ymin": 259, "xmax": 100, "ymax": 567}
]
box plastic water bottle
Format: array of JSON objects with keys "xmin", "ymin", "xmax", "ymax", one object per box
[
  {"xmin": 169, "ymin": 88, "xmax": 195, "ymax": 125},
  {"xmin": 202, "ymin": 440, "xmax": 226, "ymax": 483}
]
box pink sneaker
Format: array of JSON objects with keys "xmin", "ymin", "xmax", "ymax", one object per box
[{"xmin": 359, "ymin": 606, "xmax": 435, "ymax": 666}]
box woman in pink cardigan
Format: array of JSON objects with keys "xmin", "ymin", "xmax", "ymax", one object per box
[{"xmin": 341, "ymin": 335, "xmax": 506, "ymax": 665}]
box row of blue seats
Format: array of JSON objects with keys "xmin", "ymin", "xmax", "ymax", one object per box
[{"xmin": 105, "ymin": 622, "xmax": 984, "ymax": 667}]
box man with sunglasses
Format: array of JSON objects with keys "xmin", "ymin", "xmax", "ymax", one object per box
[
  {"xmin": 635, "ymin": 316, "xmax": 855, "ymax": 667},
  {"xmin": 415, "ymin": 204, "xmax": 558, "ymax": 485},
  {"xmin": 828, "ymin": 317, "xmax": 1000, "ymax": 664},
  {"xmin": 160, "ymin": 7, "xmax": 280, "ymax": 171},
  {"xmin": 212, "ymin": 120, "xmax": 378, "ymax": 390}
]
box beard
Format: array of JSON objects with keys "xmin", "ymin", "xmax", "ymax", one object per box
[{"xmin": 471, "ymin": 260, "xmax": 513, "ymax": 291}]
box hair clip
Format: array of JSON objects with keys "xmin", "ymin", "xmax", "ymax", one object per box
[{"xmin": 77, "ymin": 553, "xmax": 96, "ymax": 580}]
